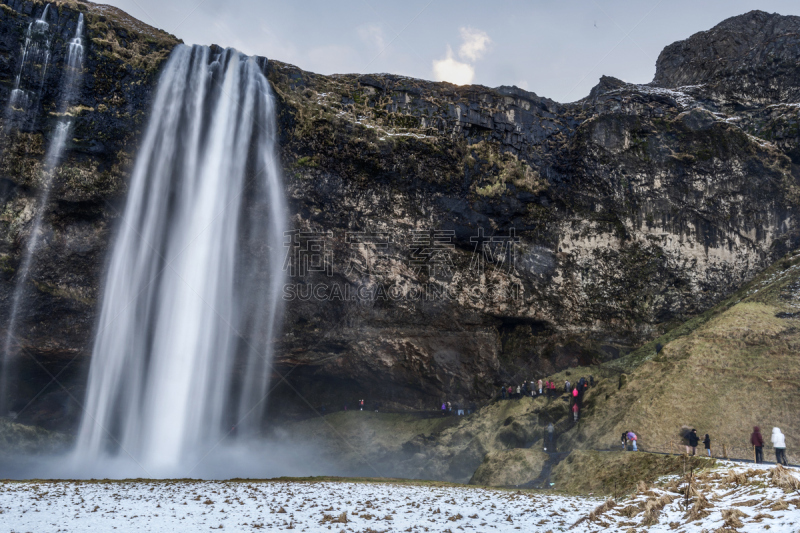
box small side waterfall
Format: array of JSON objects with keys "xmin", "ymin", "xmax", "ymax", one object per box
[
  {"xmin": 60, "ymin": 13, "xmax": 84, "ymax": 110},
  {"xmin": 74, "ymin": 45, "xmax": 287, "ymax": 474},
  {"xmin": 6, "ymin": 4, "xmax": 53, "ymax": 128},
  {"xmin": 0, "ymin": 11, "xmax": 85, "ymax": 415}
]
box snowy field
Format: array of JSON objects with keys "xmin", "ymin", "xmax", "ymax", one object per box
[
  {"xmin": 0, "ymin": 479, "xmax": 599, "ymax": 532},
  {"xmin": 1, "ymin": 462, "xmax": 799, "ymax": 532},
  {"xmin": 580, "ymin": 462, "xmax": 800, "ymax": 533}
]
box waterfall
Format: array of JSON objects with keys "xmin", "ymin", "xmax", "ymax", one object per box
[
  {"xmin": 74, "ymin": 45, "xmax": 287, "ymax": 474},
  {"xmin": 60, "ymin": 13, "xmax": 83, "ymax": 110},
  {"xmin": 6, "ymin": 4, "xmax": 53, "ymax": 128},
  {"xmin": 0, "ymin": 12, "xmax": 84, "ymax": 415}
]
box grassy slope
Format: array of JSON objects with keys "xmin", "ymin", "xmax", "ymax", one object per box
[
  {"xmin": 551, "ymin": 450, "xmax": 715, "ymax": 495},
  {"xmin": 558, "ymin": 250, "xmax": 800, "ymax": 462}
]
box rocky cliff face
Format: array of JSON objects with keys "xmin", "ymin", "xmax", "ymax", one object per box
[
  {"xmin": 264, "ymin": 10, "xmax": 800, "ymax": 416},
  {"xmin": 0, "ymin": 3, "xmax": 797, "ymax": 428}
]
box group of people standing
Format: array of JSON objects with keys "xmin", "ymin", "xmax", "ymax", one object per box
[
  {"xmin": 750, "ymin": 426, "xmax": 789, "ymax": 465},
  {"xmin": 499, "ymin": 375, "xmax": 595, "ymax": 409},
  {"xmin": 440, "ymin": 401, "xmax": 477, "ymax": 416},
  {"xmin": 499, "ymin": 379, "xmax": 553, "ymax": 399},
  {"xmin": 681, "ymin": 426, "xmax": 789, "ymax": 465}
]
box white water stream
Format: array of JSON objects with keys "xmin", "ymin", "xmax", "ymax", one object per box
[{"xmin": 74, "ymin": 45, "xmax": 287, "ymax": 474}]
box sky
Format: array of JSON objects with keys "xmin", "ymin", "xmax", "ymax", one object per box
[{"xmin": 102, "ymin": 0, "xmax": 800, "ymax": 103}]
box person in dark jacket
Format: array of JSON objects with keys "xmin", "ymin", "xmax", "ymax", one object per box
[
  {"xmin": 703, "ymin": 434, "xmax": 711, "ymax": 457},
  {"xmin": 687, "ymin": 429, "xmax": 700, "ymax": 456},
  {"xmin": 750, "ymin": 426, "xmax": 764, "ymax": 463}
]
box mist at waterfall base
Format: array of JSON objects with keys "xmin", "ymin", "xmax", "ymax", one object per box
[{"xmin": 0, "ymin": 436, "xmax": 345, "ymax": 480}]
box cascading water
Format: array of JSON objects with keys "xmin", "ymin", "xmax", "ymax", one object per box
[
  {"xmin": 60, "ymin": 13, "xmax": 84, "ymax": 109},
  {"xmin": 0, "ymin": 12, "xmax": 85, "ymax": 415},
  {"xmin": 74, "ymin": 44, "xmax": 287, "ymax": 475},
  {"xmin": 6, "ymin": 4, "xmax": 53, "ymax": 128}
]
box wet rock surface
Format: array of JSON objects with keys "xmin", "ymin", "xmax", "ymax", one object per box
[{"xmin": 0, "ymin": 3, "xmax": 798, "ymax": 426}]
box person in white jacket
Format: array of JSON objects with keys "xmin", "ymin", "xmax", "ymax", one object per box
[{"xmin": 772, "ymin": 427, "xmax": 788, "ymax": 466}]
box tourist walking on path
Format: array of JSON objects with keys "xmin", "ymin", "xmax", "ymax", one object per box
[
  {"xmin": 627, "ymin": 431, "xmax": 638, "ymax": 451},
  {"xmin": 772, "ymin": 427, "xmax": 788, "ymax": 466},
  {"xmin": 538, "ymin": 379, "xmax": 543, "ymax": 395},
  {"xmin": 703, "ymin": 434, "xmax": 711, "ymax": 457},
  {"xmin": 750, "ymin": 426, "xmax": 764, "ymax": 463},
  {"xmin": 621, "ymin": 431, "xmax": 627, "ymax": 451},
  {"xmin": 572, "ymin": 403, "xmax": 579, "ymax": 421},
  {"xmin": 688, "ymin": 429, "xmax": 700, "ymax": 456}
]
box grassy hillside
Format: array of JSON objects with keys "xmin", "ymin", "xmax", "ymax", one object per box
[
  {"xmin": 558, "ymin": 250, "xmax": 800, "ymax": 462},
  {"xmin": 552, "ymin": 450, "xmax": 714, "ymax": 495}
]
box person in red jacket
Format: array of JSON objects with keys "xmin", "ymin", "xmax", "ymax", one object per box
[{"xmin": 750, "ymin": 426, "xmax": 764, "ymax": 463}]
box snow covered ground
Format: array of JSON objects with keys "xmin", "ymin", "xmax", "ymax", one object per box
[
  {"xmin": 1, "ymin": 461, "xmax": 798, "ymax": 532},
  {"xmin": 579, "ymin": 461, "xmax": 800, "ymax": 533},
  {"xmin": 0, "ymin": 479, "xmax": 599, "ymax": 532}
]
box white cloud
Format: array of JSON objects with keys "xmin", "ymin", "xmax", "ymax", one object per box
[
  {"xmin": 432, "ymin": 27, "xmax": 491, "ymax": 85},
  {"xmin": 458, "ymin": 27, "xmax": 491, "ymax": 61},
  {"xmin": 432, "ymin": 46, "xmax": 475, "ymax": 85},
  {"xmin": 357, "ymin": 24, "xmax": 386, "ymax": 51}
]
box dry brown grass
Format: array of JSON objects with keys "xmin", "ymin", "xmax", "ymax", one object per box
[
  {"xmin": 618, "ymin": 504, "xmax": 641, "ymax": 518},
  {"xmin": 769, "ymin": 465, "xmax": 800, "ymax": 491},
  {"xmin": 770, "ymin": 498, "xmax": 789, "ymax": 511},
  {"xmin": 686, "ymin": 492, "xmax": 713, "ymax": 521},
  {"xmin": 721, "ymin": 508, "xmax": 748, "ymax": 529},
  {"xmin": 573, "ymin": 498, "xmax": 617, "ymax": 525},
  {"xmin": 641, "ymin": 493, "xmax": 677, "ymax": 525}
]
